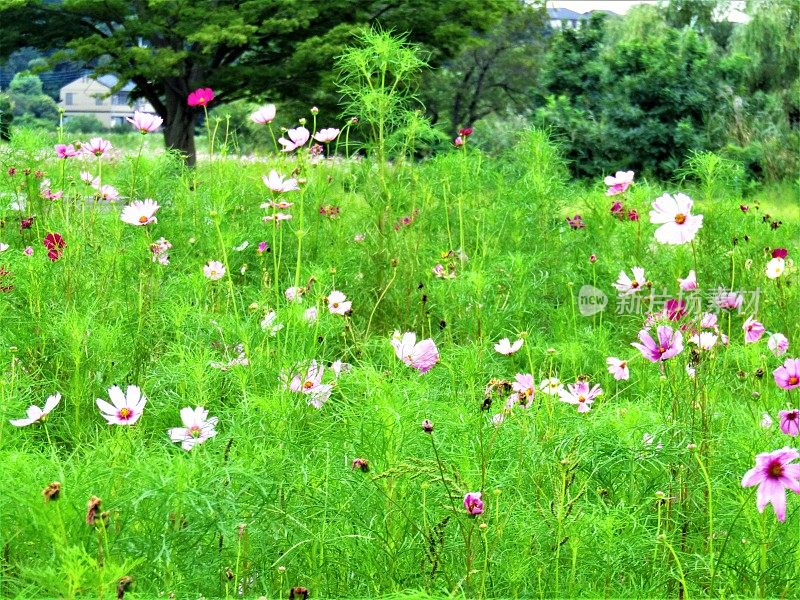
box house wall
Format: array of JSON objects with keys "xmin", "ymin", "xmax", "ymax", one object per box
[{"xmin": 59, "ymin": 77, "xmax": 155, "ymax": 128}]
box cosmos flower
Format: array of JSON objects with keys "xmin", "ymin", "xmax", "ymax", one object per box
[
  {"xmin": 700, "ymin": 312, "xmax": 718, "ymax": 329},
  {"xmin": 250, "ymin": 104, "xmax": 276, "ymax": 124},
  {"xmin": 510, "ymin": 373, "xmax": 535, "ymax": 408},
  {"xmin": 559, "ymin": 380, "xmax": 603, "ymax": 413},
  {"xmin": 9, "ymin": 393, "xmax": 61, "ymax": 427},
  {"xmin": 84, "ymin": 137, "xmax": 113, "ymax": 157},
  {"xmin": 649, "ymin": 193, "xmax": 703, "ymax": 245},
  {"xmin": 285, "ymin": 287, "xmax": 303, "ymax": 302},
  {"xmin": 150, "ymin": 237, "xmax": 172, "ymax": 265},
  {"xmin": 715, "ymin": 289, "xmax": 743, "ymax": 311},
  {"xmin": 262, "ymin": 170, "xmax": 299, "ymax": 194},
  {"xmin": 741, "ymin": 447, "xmax": 800, "ymax": 522},
  {"xmin": 391, "ymin": 331, "xmax": 439, "ymax": 374},
  {"xmin": 606, "ymin": 357, "xmax": 630, "ymax": 380},
  {"xmin": 494, "ymin": 338, "xmax": 523, "ymax": 355},
  {"xmin": 187, "ymin": 87, "xmax": 214, "ymax": 107},
  {"xmin": 689, "ymin": 331, "xmax": 719, "ymax": 351},
  {"xmin": 539, "ymin": 377, "xmax": 564, "ymax": 395},
  {"xmin": 94, "ymin": 184, "xmax": 120, "ymax": 202},
  {"xmin": 632, "ymin": 326, "xmax": 684, "ymax": 362},
  {"xmin": 779, "ymin": 410, "xmax": 799, "ymax": 437},
  {"xmin": 613, "ymin": 267, "xmax": 647, "ymax": 296},
  {"xmin": 774, "ymin": 358, "xmax": 800, "ymax": 390},
  {"xmin": 278, "ymin": 126, "xmax": 310, "ymax": 152},
  {"xmin": 743, "ymin": 317, "xmax": 766, "ymax": 344},
  {"xmin": 120, "ymin": 199, "xmax": 159, "ymax": 225},
  {"xmin": 55, "ymin": 144, "xmax": 79, "ymax": 159},
  {"xmin": 604, "ymin": 170, "xmax": 634, "ymax": 196},
  {"xmin": 260, "ymin": 310, "xmax": 284, "ymax": 336},
  {"xmin": 203, "ymin": 260, "xmax": 226, "ymax": 281},
  {"xmin": 96, "ymin": 385, "xmax": 146, "ymax": 425},
  {"xmin": 43, "ymin": 232, "xmax": 66, "ymax": 261},
  {"xmin": 463, "ymin": 492, "xmax": 484, "ymax": 516},
  {"xmin": 768, "ymin": 333, "xmax": 789, "ymax": 357},
  {"xmin": 678, "ymin": 270, "xmax": 698, "ymax": 291},
  {"xmin": 168, "ymin": 407, "xmax": 218, "ymax": 450},
  {"xmin": 263, "ymin": 213, "xmax": 293, "ymax": 223},
  {"xmin": 288, "ymin": 361, "xmax": 333, "ymax": 409},
  {"xmin": 313, "ymin": 128, "xmax": 340, "ymax": 143},
  {"xmin": 127, "ymin": 111, "xmax": 163, "ymax": 133},
  {"xmin": 328, "ymin": 290, "xmax": 351, "ymax": 315},
  {"xmin": 766, "ymin": 257, "xmax": 785, "ymax": 279},
  {"xmin": 566, "ymin": 214, "xmax": 585, "ymax": 229}
]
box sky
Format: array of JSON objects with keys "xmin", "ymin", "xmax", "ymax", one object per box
[{"xmin": 546, "ymin": 1, "xmax": 660, "ymax": 15}]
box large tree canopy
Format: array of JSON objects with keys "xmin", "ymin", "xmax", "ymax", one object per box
[{"xmin": 0, "ymin": 0, "xmax": 517, "ymax": 164}]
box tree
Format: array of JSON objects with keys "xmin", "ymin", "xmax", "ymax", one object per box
[
  {"xmin": 8, "ymin": 72, "xmax": 59, "ymax": 122},
  {"xmin": 1, "ymin": 0, "xmax": 517, "ymax": 165}
]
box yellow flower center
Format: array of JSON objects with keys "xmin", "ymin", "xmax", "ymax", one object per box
[
  {"xmin": 675, "ymin": 213, "xmax": 687, "ymax": 224},
  {"xmin": 768, "ymin": 462, "xmax": 783, "ymax": 478},
  {"xmin": 303, "ymin": 380, "xmax": 314, "ymax": 389},
  {"xmin": 119, "ymin": 408, "xmax": 132, "ymax": 419},
  {"xmin": 138, "ymin": 215, "xmax": 148, "ymax": 223}
]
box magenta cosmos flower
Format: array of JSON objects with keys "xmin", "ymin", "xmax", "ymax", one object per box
[
  {"xmin": 96, "ymin": 385, "xmax": 146, "ymax": 425},
  {"xmin": 559, "ymin": 380, "xmax": 603, "ymax": 413},
  {"xmin": 463, "ymin": 492, "xmax": 484, "ymax": 516},
  {"xmin": 632, "ymin": 326, "xmax": 684, "ymax": 362},
  {"xmin": 120, "ymin": 199, "xmax": 160, "ymax": 226},
  {"xmin": 741, "ymin": 447, "xmax": 800, "ymax": 522},
  {"xmin": 55, "ymin": 144, "xmax": 79, "ymax": 159},
  {"xmin": 168, "ymin": 407, "xmax": 218, "ymax": 450},
  {"xmin": 649, "ymin": 193, "xmax": 703, "ymax": 245},
  {"xmin": 278, "ymin": 126, "xmax": 310, "ymax": 152},
  {"xmin": 43, "ymin": 232, "xmax": 66, "ymax": 261},
  {"xmin": 9, "ymin": 392, "xmax": 61, "ymax": 427},
  {"xmin": 250, "ymin": 104, "xmax": 276, "ymax": 124},
  {"xmin": 774, "ymin": 358, "xmax": 800, "ymax": 390},
  {"xmin": 604, "ymin": 170, "xmax": 634, "ymax": 196},
  {"xmin": 127, "ymin": 110, "xmax": 163, "ymax": 133},
  {"xmin": 743, "ymin": 317, "xmax": 766, "ymax": 344},
  {"xmin": 606, "ymin": 357, "xmax": 629, "ymax": 380},
  {"xmin": 328, "ymin": 290, "xmax": 351, "ymax": 315},
  {"xmin": 494, "ymin": 338, "xmax": 523, "ymax": 355},
  {"xmin": 779, "ymin": 410, "xmax": 799, "ymax": 437},
  {"xmin": 187, "ymin": 87, "xmax": 214, "ymax": 107},
  {"xmin": 262, "ymin": 170, "xmax": 299, "ymax": 194},
  {"xmin": 391, "ymin": 331, "xmax": 439, "ymax": 374}
]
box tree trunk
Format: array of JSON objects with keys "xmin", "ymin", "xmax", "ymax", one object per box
[{"xmin": 163, "ymin": 84, "xmax": 197, "ymax": 166}]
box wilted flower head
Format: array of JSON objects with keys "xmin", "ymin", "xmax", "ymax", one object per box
[
  {"xmin": 649, "ymin": 192, "xmax": 703, "ymax": 245},
  {"xmin": 120, "ymin": 199, "xmax": 159, "ymax": 226},
  {"xmin": 391, "ymin": 331, "xmax": 439, "ymax": 374},
  {"xmin": 9, "ymin": 392, "xmax": 61, "ymax": 427},
  {"xmin": 127, "ymin": 111, "xmax": 163, "ymax": 133},
  {"xmin": 168, "ymin": 407, "xmax": 218, "ymax": 450},
  {"xmin": 187, "ymin": 87, "xmax": 214, "ymax": 107},
  {"xmin": 741, "ymin": 447, "xmax": 800, "ymax": 522},
  {"xmin": 278, "ymin": 126, "xmax": 310, "ymax": 152},
  {"xmin": 604, "ymin": 170, "xmax": 634, "ymax": 196},
  {"xmin": 96, "ymin": 385, "xmax": 146, "ymax": 425},
  {"xmin": 250, "ymin": 104, "xmax": 276, "ymax": 124},
  {"xmin": 150, "ymin": 237, "xmax": 172, "ymax": 265},
  {"xmin": 566, "ymin": 214, "xmax": 585, "ymax": 229}
]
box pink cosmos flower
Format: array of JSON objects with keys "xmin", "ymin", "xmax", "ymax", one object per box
[
  {"xmin": 168, "ymin": 407, "xmax": 218, "ymax": 450},
  {"xmin": 9, "ymin": 393, "xmax": 61, "ymax": 427},
  {"xmin": 768, "ymin": 333, "xmax": 789, "ymax": 357},
  {"xmin": 84, "ymin": 137, "xmax": 112, "ymax": 157},
  {"xmin": 432, "ymin": 263, "xmax": 455, "ymax": 279},
  {"xmin": 278, "ymin": 126, "xmax": 310, "ymax": 152},
  {"xmin": 262, "ymin": 170, "xmax": 299, "ymax": 194},
  {"xmin": 23, "ymin": 246, "xmax": 33, "ymax": 257},
  {"xmin": 559, "ymin": 380, "xmax": 603, "ymax": 413},
  {"xmin": 263, "ymin": 201, "xmax": 294, "ymax": 211},
  {"xmin": 127, "ymin": 111, "xmax": 163, "ymax": 133},
  {"xmin": 606, "ymin": 357, "xmax": 629, "ymax": 380},
  {"xmin": 250, "ymin": 104, "xmax": 276, "ymax": 124},
  {"xmin": 494, "ymin": 338, "xmax": 523, "ymax": 355},
  {"xmin": 741, "ymin": 447, "xmax": 800, "ymax": 522},
  {"xmin": 121, "ymin": 199, "xmax": 159, "ymax": 226},
  {"xmin": 328, "ymin": 290, "xmax": 351, "ymax": 315},
  {"xmin": 678, "ymin": 270, "xmax": 698, "ymax": 291},
  {"xmin": 774, "ymin": 358, "xmax": 800, "ymax": 390},
  {"xmin": 187, "ymin": 87, "xmax": 215, "ymax": 107},
  {"xmin": 150, "ymin": 237, "xmax": 172, "ymax": 265},
  {"xmin": 743, "ymin": 317, "xmax": 766, "ymax": 344},
  {"xmin": 649, "ymin": 193, "xmax": 703, "ymax": 245},
  {"xmin": 288, "ymin": 361, "xmax": 333, "ymax": 409},
  {"xmin": 715, "ymin": 289, "xmax": 743, "ymax": 311},
  {"xmin": 779, "ymin": 410, "xmax": 799, "ymax": 437},
  {"xmin": 304, "ymin": 307, "xmax": 318, "ymax": 323},
  {"xmin": 613, "ymin": 267, "xmax": 646, "ymax": 296},
  {"xmin": 391, "ymin": 331, "xmax": 439, "ymax": 374},
  {"xmin": 80, "ymin": 171, "xmax": 95, "ymax": 184},
  {"xmin": 203, "ymin": 260, "xmax": 226, "ymax": 281},
  {"xmin": 627, "ymin": 209, "xmax": 640, "ymax": 221},
  {"xmin": 285, "ymin": 286, "xmax": 303, "ymax": 302},
  {"xmin": 263, "ymin": 213, "xmax": 292, "ymax": 224},
  {"xmin": 762, "ymin": 413, "xmax": 774, "ymax": 429},
  {"xmin": 700, "ymin": 312, "xmax": 718, "ymax": 329},
  {"xmin": 464, "ymin": 492, "xmax": 484, "ymax": 515},
  {"xmin": 313, "ymin": 128, "xmax": 340, "ymax": 143},
  {"xmin": 632, "ymin": 326, "xmax": 684, "ymax": 362},
  {"xmin": 96, "ymin": 385, "xmax": 146, "ymax": 425},
  {"xmin": 604, "ymin": 170, "xmax": 634, "ymax": 196},
  {"xmin": 453, "ymin": 136, "xmax": 464, "ymax": 147},
  {"xmin": 94, "ymin": 184, "xmax": 120, "ymax": 202},
  {"xmin": 55, "ymin": 144, "xmax": 79, "ymax": 159}
]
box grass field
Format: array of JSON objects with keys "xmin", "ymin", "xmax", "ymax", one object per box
[{"xmin": 0, "ymin": 126, "xmax": 799, "ymax": 599}]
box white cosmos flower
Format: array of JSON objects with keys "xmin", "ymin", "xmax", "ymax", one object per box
[
  {"xmin": 120, "ymin": 199, "xmax": 160, "ymax": 226},
  {"xmin": 9, "ymin": 393, "xmax": 61, "ymax": 427}
]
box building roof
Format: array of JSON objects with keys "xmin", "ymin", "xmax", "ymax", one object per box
[
  {"xmin": 547, "ymin": 7, "xmax": 584, "ymax": 19},
  {"xmin": 95, "ymin": 74, "xmax": 135, "ymax": 92}
]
